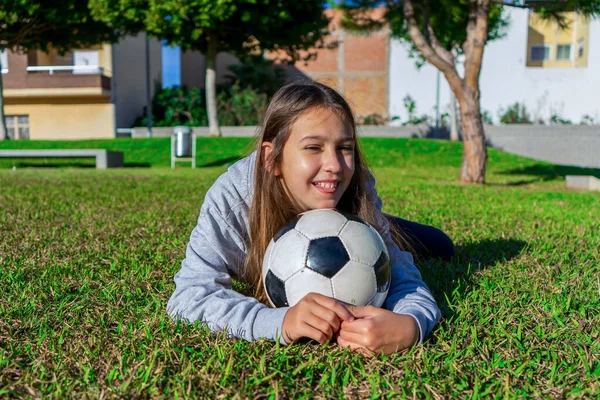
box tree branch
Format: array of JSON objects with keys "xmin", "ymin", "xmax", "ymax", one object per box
[
  {"xmin": 464, "ymin": 0, "xmax": 490, "ymax": 89},
  {"xmin": 403, "ymin": 0, "xmax": 465, "ymax": 99},
  {"xmin": 427, "ymin": 25, "xmax": 455, "ymax": 66}
]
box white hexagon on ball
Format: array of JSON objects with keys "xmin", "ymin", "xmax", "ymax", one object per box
[
  {"xmin": 294, "ymin": 208, "xmax": 347, "ymax": 239},
  {"xmin": 267, "ymin": 229, "xmax": 310, "ymax": 281},
  {"xmin": 285, "ymin": 268, "xmax": 333, "ymax": 306},
  {"xmin": 339, "ymin": 221, "xmax": 386, "ymax": 266},
  {"xmin": 331, "ymin": 261, "xmax": 377, "ymax": 306}
]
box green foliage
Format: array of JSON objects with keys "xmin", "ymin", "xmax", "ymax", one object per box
[
  {"xmin": 481, "ymin": 109, "xmax": 494, "ymax": 125},
  {"xmin": 135, "ymin": 82, "xmax": 270, "ymax": 128},
  {"xmin": 339, "ymin": 0, "xmax": 509, "ymax": 68},
  {"xmin": 549, "ymin": 113, "xmax": 573, "ymax": 125},
  {"xmin": 224, "ymin": 55, "xmax": 287, "ymax": 98},
  {"xmin": 136, "ymin": 86, "xmax": 207, "ymax": 127},
  {"xmin": 580, "ymin": 114, "xmax": 597, "ymax": 125},
  {"xmin": 499, "ymin": 102, "xmax": 532, "ymax": 124},
  {"xmin": 340, "ymin": 1, "xmax": 600, "ymax": 69},
  {"xmin": 402, "ymin": 95, "xmax": 432, "ymax": 125},
  {"xmin": 91, "ymin": 0, "xmax": 330, "ymax": 61},
  {"xmin": 359, "ymin": 114, "xmax": 389, "ymax": 125},
  {"xmin": 0, "ymin": 0, "xmax": 136, "ymax": 52},
  {"xmin": 217, "ymin": 83, "xmax": 268, "ymax": 126}
]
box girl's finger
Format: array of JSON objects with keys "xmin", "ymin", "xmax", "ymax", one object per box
[
  {"xmin": 310, "ymin": 304, "xmax": 341, "ymax": 332},
  {"xmin": 337, "ymin": 336, "xmax": 375, "ymax": 357},
  {"xmin": 304, "ymin": 313, "xmax": 334, "ymax": 339},
  {"xmin": 338, "ymin": 328, "xmax": 371, "ymax": 347},
  {"xmin": 300, "ymin": 322, "xmax": 329, "ymax": 345},
  {"xmin": 312, "ymin": 294, "xmax": 355, "ymax": 322}
]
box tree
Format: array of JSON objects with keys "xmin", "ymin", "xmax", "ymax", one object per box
[
  {"xmin": 91, "ymin": 0, "xmax": 330, "ymax": 137},
  {"xmin": 0, "ymin": 1, "xmax": 140, "ymax": 140},
  {"xmin": 341, "ymin": 0, "xmax": 600, "ymax": 183}
]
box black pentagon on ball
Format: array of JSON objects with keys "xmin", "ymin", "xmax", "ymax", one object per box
[
  {"xmin": 273, "ymin": 215, "xmax": 300, "ymax": 242},
  {"xmin": 265, "ymin": 270, "xmax": 288, "ymax": 307},
  {"xmin": 306, "ymin": 237, "xmax": 350, "ymax": 278},
  {"xmin": 373, "ymin": 251, "xmax": 391, "ymax": 293}
]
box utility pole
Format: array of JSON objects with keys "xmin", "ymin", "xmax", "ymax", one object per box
[{"xmin": 145, "ymin": 34, "xmax": 153, "ymax": 138}]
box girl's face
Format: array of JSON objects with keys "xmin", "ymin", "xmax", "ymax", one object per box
[{"xmin": 270, "ymin": 108, "xmax": 355, "ymax": 211}]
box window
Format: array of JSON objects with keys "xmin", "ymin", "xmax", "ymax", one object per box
[
  {"xmin": 6, "ymin": 115, "xmax": 30, "ymax": 140},
  {"xmin": 530, "ymin": 45, "xmax": 550, "ymax": 61},
  {"xmin": 0, "ymin": 49, "xmax": 7, "ymax": 73},
  {"xmin": 578, "ymin": 39, "xmax": 585, "ymax": 58},
  {"xmin": 556, "ymin": 44, "xmax": 571, "ymax": 60}
]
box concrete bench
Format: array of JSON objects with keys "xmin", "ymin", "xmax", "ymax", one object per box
[{"xmin": 0, "ymin": 149, "xmax": 124, "ymax": 169}]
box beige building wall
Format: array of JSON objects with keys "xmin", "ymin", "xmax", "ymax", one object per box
[
  {"xmin": 5, "ymin": 102, "xmax": 115, "ymax": 139},
  {"xmin": 527, "ymin": 12, "xmax": 590, "ymax": 68},
  {"xmin": 112, "ymin": 33, "xmax": 162, "ymax": 129}
]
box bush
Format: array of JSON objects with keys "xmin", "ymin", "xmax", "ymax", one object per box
[
  {"xmin": 358, "ymin": 114, "xmax": 388, "ymax": 125},
  {"xmin": 549, "ymin": 113, "xmax": 572, "ymax": 125},
  {"xmin": 498, "ymin": 102, "xmax": 532, "ymax": 124},
  {"xmin": 402, "ymin": 95, "xmax": 432, "ymax": 126},
  {"xmin": 135, "ymin": 86, "xmax": 207, "ymax": 127},
  {"xmin": 224, "ymin": 55, "xmax": 287, "ymax": 98},
  {"xmin": 217, "ymin": 83, "xmax": 268, "ymax": 126},
  {"xmin": 134, "ymin": 57, "xmax": 286, "ymax": 128}
]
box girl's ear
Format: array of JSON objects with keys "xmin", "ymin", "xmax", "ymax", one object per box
[{"xmin": 261, "ymin": 142, "xmax": 281, "ymax": 176}]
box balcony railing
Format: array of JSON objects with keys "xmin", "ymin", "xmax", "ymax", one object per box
[{"xmin": 26, "ymin": 65, "xmax": 105, "ymax": 75}]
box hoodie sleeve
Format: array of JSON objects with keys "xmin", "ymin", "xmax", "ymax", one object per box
[
  {"xmin": 166, "ymin": 200, "xmax": 290, "ymax": 344},
  {"xmin": 365, "ymin": 171, "xmax": 441, "ymax": 343}
]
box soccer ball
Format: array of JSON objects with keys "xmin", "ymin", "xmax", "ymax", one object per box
[{"xmin": 262, "ymin": 209, "xmax": 391, "ymax": 308}]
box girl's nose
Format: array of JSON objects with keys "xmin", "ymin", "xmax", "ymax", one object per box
[{"xmin": 323, "ymin": 149, "xmax": 343, "ymax": 172}]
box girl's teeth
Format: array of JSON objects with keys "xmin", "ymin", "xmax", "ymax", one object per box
[{"xmin": 316, "ymin": 182, "xmax": 337, "ymax": 189}]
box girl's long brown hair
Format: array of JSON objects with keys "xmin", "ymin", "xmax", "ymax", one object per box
[{"xmin": 242, "ymin": 80, "xmax": 410, "ymax": 305}]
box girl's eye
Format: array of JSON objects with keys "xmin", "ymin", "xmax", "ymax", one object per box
[
  {"xmin": 339, "ymin": 146, "xmax": 354, "ymax": 151},
  {"xmin": 305, "ymin": 146, "xmax": 321, "ymax": 151}
]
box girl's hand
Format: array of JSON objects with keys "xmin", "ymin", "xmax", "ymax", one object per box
[
  {"xmin": 336, "ymin": 306, "xmax": 420, "ymax": 357},
  {"xmin": 281, "ymin": 293, "xmax": 355, "ymax": 345}
]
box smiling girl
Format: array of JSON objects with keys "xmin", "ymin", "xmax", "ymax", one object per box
[{"xmin": 167, "ymin": 80, "xmax": 444, "ymax": 356}]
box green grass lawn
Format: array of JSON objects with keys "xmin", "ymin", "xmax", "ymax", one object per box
[{"xmin": 1, "ymin": 138, "xmax": 599, "ymax": 398}]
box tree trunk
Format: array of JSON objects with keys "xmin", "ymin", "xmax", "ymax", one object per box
[
  {"xmin": 450, "ymin": 90, "xmax": 459, "ymax": 141},
  {"xmin": 0, "ymin": 56, "xmax": 8, "ymax": 141},
  {"xmin": 457, "ymin": 88, "xmax": 487, "ymax": 183},
  {"xmin": 205, "ymin": 32, "xmax": 221, "ymax": 137}
]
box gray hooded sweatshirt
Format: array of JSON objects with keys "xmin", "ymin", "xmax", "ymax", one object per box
[{"xmin": 167, "ymin": 152, "xmax": 441, "ymax": 344}]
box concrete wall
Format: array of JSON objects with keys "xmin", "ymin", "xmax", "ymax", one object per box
[
  {"xmin": 484, "ymin": 125, "xmax": 600, "ymax": 168},
  {"xmin": 6, "ymin": 103, "xmax": 115, "ymax": 140},
  {"xmin": 113, "ymin": 34, "xmax": 163, "ymax": 130},
  {"xmin": 389, "ymin": 8, "xmax": 600, "ymax": 124}
]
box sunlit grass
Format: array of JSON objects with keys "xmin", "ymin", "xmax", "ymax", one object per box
[{"xmin": 1, "ymin": 138, "xmax": 599, "ymax": 397}]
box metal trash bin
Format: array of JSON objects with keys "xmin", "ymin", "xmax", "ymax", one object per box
[{"xmin": 173, "ymin": 126, "xmax": 192, "ymax": 157}]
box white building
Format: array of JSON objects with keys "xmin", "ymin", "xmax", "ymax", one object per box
[{"xmin": 389, "ymin": 8, "xmax": 600, "ymax": 125}]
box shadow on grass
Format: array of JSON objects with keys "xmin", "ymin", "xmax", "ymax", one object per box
[
  {"xmin": 198, "ymin": 155, "xmax": 244, "ymax": 168},
  {"xmin": 124, "ymin": 163, "xmax": 151, "ymax": 168},
  {"xmin": 3, "ymin": 161, "xmax": 152, "ymax": 168},
  {"xmin": 425, "ymin": 238, "xmax": 528, "ymax": 321},
  {"xmin": 500, "ymin": 163, "xmax": 600, "ymax": 181}
]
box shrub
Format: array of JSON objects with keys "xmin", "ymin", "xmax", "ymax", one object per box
[
  {"xmin": 217, "ymin": 83, "xmax": 268, "ymax": 126},
  {"xmin": 549, "ymin": 114, "xmax": 572, "ymax": 125},
  {"xmin": 402, "ymin": 95, "xmax": 432, "ymax": 126},
  {"xmin": 134, "ymin": 86, "xmax": 207, "ymax": 127},
  {"xmin": 580, "ymin": 114, "xmax": 596, "ymax": 125},
  {"xmin": 224, "ymin": 55, "xmax": 287, "ymax": 98},
  {"xmin": 359, "ymin": 114, "xmax": 388, "ymax": 125},
  {"xmin": 498, "ymin": 102, "xmax": 532, "ymax": 124}
]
